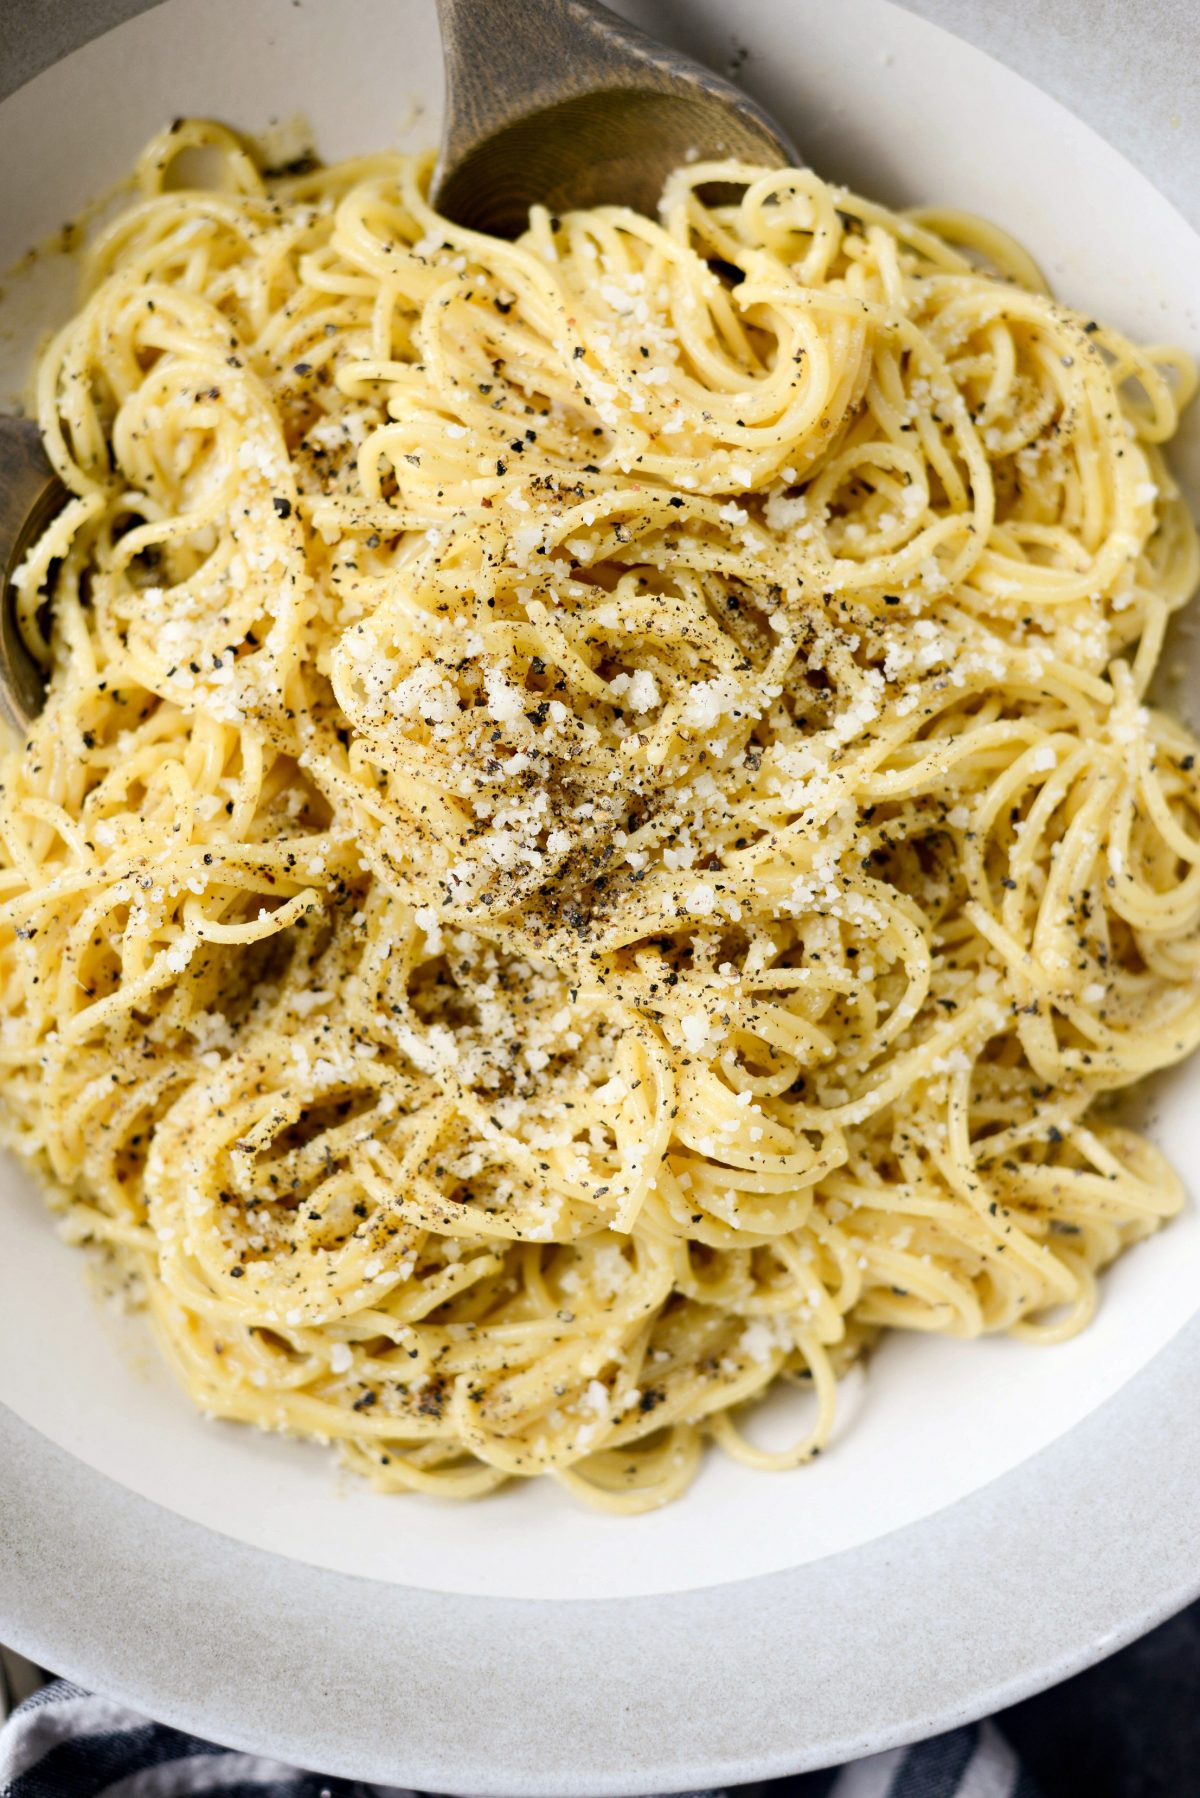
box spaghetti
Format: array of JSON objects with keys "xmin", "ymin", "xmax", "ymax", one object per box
[{"xmin": 3, "ymin": 119, "xmax": 1200, "ymax": 1509}]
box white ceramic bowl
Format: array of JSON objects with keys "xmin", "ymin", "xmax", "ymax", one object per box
[{"xmin": 2, "ymin": 2, "xmax": 1200, "ymax": 1789}]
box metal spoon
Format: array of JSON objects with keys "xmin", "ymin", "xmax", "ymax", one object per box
[
  {"xmin": 0, "ymin": 0, "xmax": 796, "ymax": 728},
  {"xmin": 433, "ymin": 0, "xmax": 795, "ymax": 236},
  {"xmin": 0, "ymin": 419, "xmax": 65, "ymax": 732}
]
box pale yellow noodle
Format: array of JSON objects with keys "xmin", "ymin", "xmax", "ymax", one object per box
[{"xmin": 2, "ymin": 120, "xmax": 1199, "ymax": 1511}]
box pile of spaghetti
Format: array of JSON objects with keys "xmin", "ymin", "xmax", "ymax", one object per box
[{"xmin": 3, "ymin": 120, "xmax": 1200, "ymax": 1510}]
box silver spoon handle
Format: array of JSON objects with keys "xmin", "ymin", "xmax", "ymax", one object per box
[
  {"xmin": 433, "ymin": 0, "xmax": 794, "ymax": 234},
  {"xmin": 0, "ymin": 417, "xmax": 64, "ymax": 733},
  {"xmin": 437, "ymin": 0, "xmax": 676, "ymax": 124}
]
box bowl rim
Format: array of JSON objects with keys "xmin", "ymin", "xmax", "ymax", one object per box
[
  {"xmin": 5, "ymin": 1316, "xmax": 1200, "ymax": 1795},
  {"xmin": 3, "ymin": 0, "xmax": 1200, "ymax": 1790}
]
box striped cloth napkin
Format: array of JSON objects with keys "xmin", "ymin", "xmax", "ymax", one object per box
[{"xmin": 0, "ymin": 1679, "xmax": 1035, "ymax": 1798}]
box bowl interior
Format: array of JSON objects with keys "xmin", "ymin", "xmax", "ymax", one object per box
[{"xmin": 1, "ymin": 0, "xmax": 1199, "ymax": 1604}]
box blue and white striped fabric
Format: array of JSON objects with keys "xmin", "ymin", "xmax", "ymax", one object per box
[{"xmin": 0, "ymin": 1680, "xmax": 1039, "ymax": 1798}]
